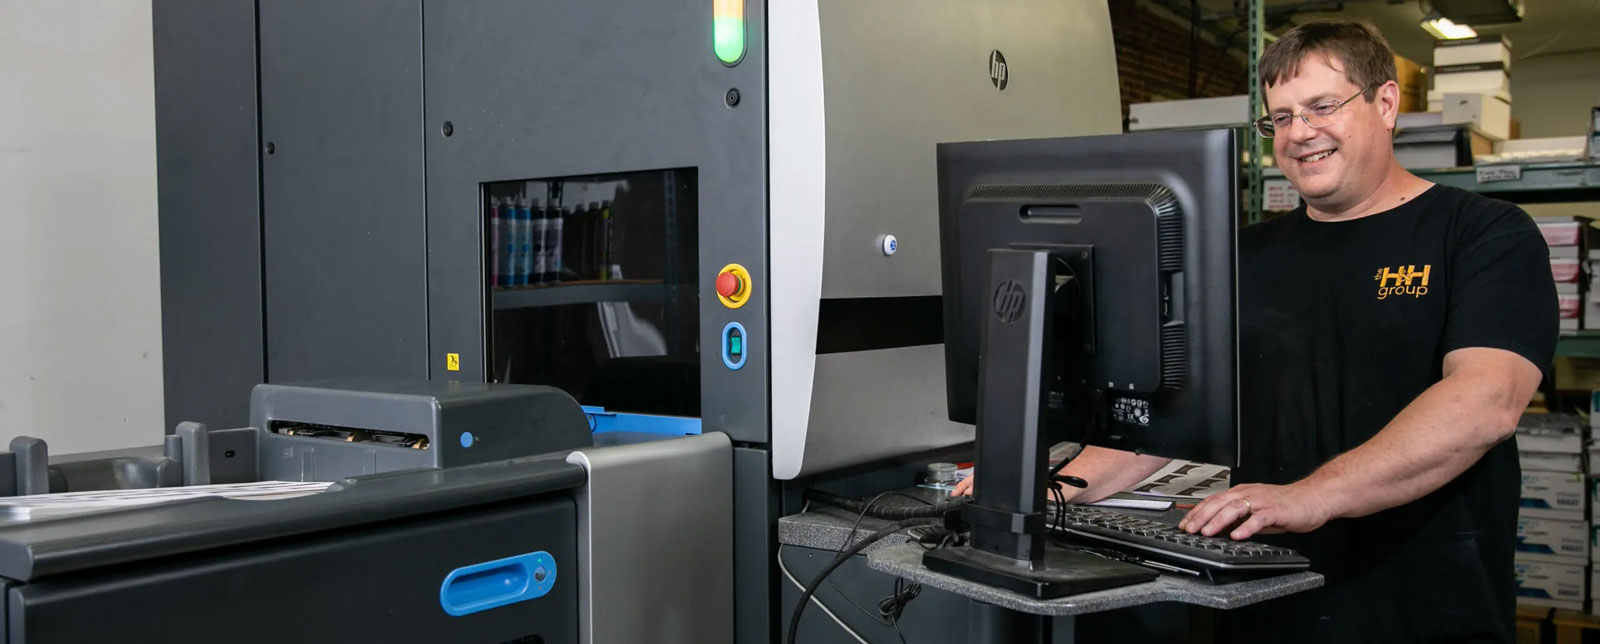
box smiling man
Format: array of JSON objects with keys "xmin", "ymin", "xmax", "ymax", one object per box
[
  {"xmin": 1173, "ymin": 19, "xmax": 1557, "ymax": 642},
  {"xmin": 957, "ymin": 18, "xmax": 1557, "ymax": 642}
]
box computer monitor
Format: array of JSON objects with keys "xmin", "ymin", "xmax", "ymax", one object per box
[{"xmin": 925, "ymin": 128, "xmax": 1239, "ymax": 597}]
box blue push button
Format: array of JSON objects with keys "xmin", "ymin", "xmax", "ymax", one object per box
[
  {"xmin": 440, "ymin": 551, "xmax": 556, "ymax": 617},
  {"xmin": 721, "ymin": 322, "xmax": 747, "ymax": 370},
  {"xmin": 459, "ymin": 432, "xmax": 474, "ymax": 448}
]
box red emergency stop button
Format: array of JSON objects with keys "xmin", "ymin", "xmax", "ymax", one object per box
[
  {"xmin": 716, "ymin": 272, "xmax": 742, "ymax": 299},
  {"xmin": 716, "ymin": 264, "xmax": 751, "ymax": 309}
]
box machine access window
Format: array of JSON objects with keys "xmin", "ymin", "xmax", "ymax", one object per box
[{"xmin": 484, "ymin": 168, "xmax": 700, "ymax": 417}]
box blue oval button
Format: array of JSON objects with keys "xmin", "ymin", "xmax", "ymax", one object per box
[{"xmin": 460, "ymin": 432, "xmax": 475, "ymax": 448}]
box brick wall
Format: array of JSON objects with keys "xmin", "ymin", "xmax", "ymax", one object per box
[{"xmin": 1108, "ymin": 0, "xmax": 1249, "ymax": 124}]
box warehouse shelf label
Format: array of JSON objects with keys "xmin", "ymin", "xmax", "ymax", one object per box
[{"xmin": 1476, "ymin": 165, "xmax": 1522, "ymax": 183}]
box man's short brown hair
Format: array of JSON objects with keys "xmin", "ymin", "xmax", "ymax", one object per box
[{"xmin": 1258, "ymin": 19, "xmax": 1396, "ymax": 103}]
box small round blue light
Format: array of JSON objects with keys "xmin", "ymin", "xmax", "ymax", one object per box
[{"xmin": 460, "ymin": 432, "xmax": 474, "ymax": 448}]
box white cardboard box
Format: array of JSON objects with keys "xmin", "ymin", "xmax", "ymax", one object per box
[
  {"xmin": 1522, "ymin": 471, "xmax": 1586, "ymax": 519},
  {"xmin": 1536, "ymin": 218, "xmax": 1595, "ymax": 247},
  {"xmin": 1435, "ymin": 62, "xmax": 1511, "ymax": 95},
  {"xmin": 1560, "ymin": 294, "xmax": 1582, "ymax": 331},
  {"xmin": 1522, "ymin": 451, "xmax": 1583, "ymax": 473},
  {"xmin": 1433, "ymin": 35, "xmax": 1512, "ymax": 69},
  {"xmin": 1554, "ymin": 258, "xmax": 1583, "ymax": 284},
  {"xmin": 1517, "ymin": 515, "xmax": 1589, "ymax": 562},
  {"xmin": 1441, "ymin": 93, "xmax": 1512, "ymax": 142},
  {"xmin": 1519, "ymin": 414, "xmax": 1586, "ymax": 453},
  {"xmin": 1427, "ymin": 88, "xmax": 1512, "ymax": 114},
  {"xmin": 1515, "ymin": 558, "xmax": 1587, "ymax": 607}
]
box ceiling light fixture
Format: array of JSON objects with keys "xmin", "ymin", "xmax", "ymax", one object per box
[{"xmin": 1420, "ymin": 15, "xmax": 1478, "ymax": 40}]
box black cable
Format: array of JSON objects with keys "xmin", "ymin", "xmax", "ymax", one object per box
[
  {"xmin": 881, "ymin": 576, "xmax": 921, "ymax": 644},
  {"xmin": 807, "ymin": 491, "xmax": 941, "ymax": 636},
  {"xmin": 785, "ymin": 520, "xmax": 915, "ymax": 644}
]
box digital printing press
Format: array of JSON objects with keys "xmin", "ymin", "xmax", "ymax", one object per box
[{"xmin": 0, "ymin": 1, "xmax": 1321, "ymax": 642}]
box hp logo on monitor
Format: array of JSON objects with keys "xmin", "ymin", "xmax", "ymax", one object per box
[
  {"xmin": 993, "ymin": 281, "xmax": 1026, "ymax": 323},
  {"xmin": 989, "ymin": 50, "xmax": 1008, "ymax": 90}
]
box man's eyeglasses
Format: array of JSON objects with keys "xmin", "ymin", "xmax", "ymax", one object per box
[{"xmin": 1254, "ymin": 83, "xmax": 1378, "ymax": 138}]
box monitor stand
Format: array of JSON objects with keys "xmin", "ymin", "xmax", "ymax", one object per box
[{"xmin": 924, "ymin": 248, "xmax": 1155, "ymax": 598}]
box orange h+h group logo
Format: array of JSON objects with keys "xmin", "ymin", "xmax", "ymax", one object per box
[{"xmin": 1373, "ymin": 264, "xmax": 1431, "ymax": 300}]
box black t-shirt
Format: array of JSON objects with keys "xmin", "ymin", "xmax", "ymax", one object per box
[{"xmin": 1219, "ymin": 185, "xmax": 1557, "ymax": 643}]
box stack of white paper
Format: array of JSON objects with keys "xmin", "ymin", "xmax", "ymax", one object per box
[{"xmin": 0, "ymin": 481, "xmax": 334, "ymax": 521}]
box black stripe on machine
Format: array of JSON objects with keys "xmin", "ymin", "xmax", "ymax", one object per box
[{"xmin": 815, "ymin": 296, "xmax": 944, "ymax": 354}]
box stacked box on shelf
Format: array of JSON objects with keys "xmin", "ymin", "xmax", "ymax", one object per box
[
  {"xmin": 1519, "ymin": 413, "xmax": 1585, "ymax": 475},
  {"xmin": 1428, "ymin": 36, "xmax": 1512, "ymax": 141},
  {"xmin": 1536, "ymin": 216, "xmax": 1598, "ymax": 331},
  {"xmin": 1518, "ymin": 413, "xmax": 1589, "ymax": 610},
  {"xmin": 1519, "ymin": 558, "xmax": 1588, "ymax": 611}
]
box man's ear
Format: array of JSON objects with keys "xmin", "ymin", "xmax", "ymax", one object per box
[{"xmin": 1376, "ymin": 80, "xmax": 1400, "ymax": 132}]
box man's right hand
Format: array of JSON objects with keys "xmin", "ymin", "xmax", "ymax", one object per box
[
  {"xmin": 948, "ymin": 447, "xmax": 1173, "ymax": 503},
  {"xmin": 953, "ymin": 474, "xmax": 1085, "ymax": 501},
  {"xmin": 953, "ymin": 474, "xmax": 976, "ymax": 497}
]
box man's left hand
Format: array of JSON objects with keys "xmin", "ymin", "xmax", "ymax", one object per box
[{"xmin": 1178, "ymin": 483, "xmax": 1332, "ymax": 541}]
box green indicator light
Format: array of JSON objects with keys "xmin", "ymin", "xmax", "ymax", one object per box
[
  {"xmin": 731, "ymin": 337, "xmax": 743, "ymax": 354},
  {"xmin": 713, "ymin": 1, "xmax": 745, "ymax": 65}
]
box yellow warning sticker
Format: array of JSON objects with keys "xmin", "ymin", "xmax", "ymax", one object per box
[{"xmin": 446, "ymin": 353, "xmax": 460, "ymax": 371}]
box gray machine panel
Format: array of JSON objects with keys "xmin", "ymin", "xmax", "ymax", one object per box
[
  {"xmin": 6, "ymin": 501, "xmax": 578, "ymax": 644},
  {"xmin": 768, "ymin": 0, "xmax": 1123, "ymax": 479},
  {"xmin": 815, "ymin": 0, "xmax": 1123, "ymax": 299},
  {"xmin": 421, "ymin": 0, "xmax": 770, "ymax": 443},
  {"xmin": 152, "ymin": 0, "xmax": 265, "ymax": 429},
  {"xmin": 567, "ymin": 433, "xmax": 732, "ymax": 644},
  {"xmin": 258, "ymin": 0, "xmax": 429, "ymax": 383},
  {"xmin": 735, "ymin": 446, "xmax": 778, "ymax": 644},
  {"xmin": 250, "ymin": 378, "xmax": 593, "ymax": 481}
]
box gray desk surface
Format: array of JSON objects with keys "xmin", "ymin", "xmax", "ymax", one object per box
[{"xmin": 778, "ymin": 493, "xmax": 1323, "ymax": 617}]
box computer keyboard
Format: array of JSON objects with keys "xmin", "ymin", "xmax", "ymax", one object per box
[{"xmin": 1049, "ymin": 504, "xmax": 1310, "ymax": 578}]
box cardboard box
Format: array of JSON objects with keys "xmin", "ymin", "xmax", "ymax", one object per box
[
  {"xmin": 1523, "ymin": 451, "xmax": 1583, "ymax": 472},
  {"xmin": 1515, "ymin": 558, "xmax": 1587, "ymax": 608},
  {"xmin": 1393, "ymin": 124, "xmax": 1492, "ymax": 169},
  {"xmin": 1554, "ymin": 258, "xmax": 1583, "ymax": 284},
  {"xmin": 1518, "ymin": 414, "xmax": 1585, "ymax": 452},
  {"xmin": 1518, "ymin": 603, "xmax": 1550, "ymax": 643},
  {"xmin": 1518, "ymin": 515, "xmax": 1589, "ymax": 562},
  {"xmin": 1394, "ymin": 54, "xmax": 1427, "ymax": 113},
  {"xmin": 1523, "ymin": 471, "xmax": 1587, "ymax": 519},
  {"xmin": 1491, "ymin": 136, "xmax": 1589, "ymax": 163},
  {"xmin": 1428, "ymin": 87, "xmax": 1512, "ymax": 110},
  {"xmin": 1557, "ymin": 359, "xmax": 1600, "ymax": 392},
  {"xmin": 1433, "ymin": 35, "xmax": 1512, "ymax": 69},
  {"xmin": 1442, "ymin": 93, "xmax": 1512, "ymax": 142},
  {"xmin": 1536, "ymin": 217, "xmax": 1597, "ymax": 248},
  {"xmin": 1435, "ymin": 62, "xmax": 1511, "ymax": 95},
  {"xmin": 1398, "ymin": 111, "xmax": 1445, "ymax": 129},
  {"xmin": 1561, "ymin": 293, "xmax": 1582, "ymax": 331}
]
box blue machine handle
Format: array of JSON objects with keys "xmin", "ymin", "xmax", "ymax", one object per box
[{"xmin": 439, "ymin": 550, "xmax": 556, "ymax": 617}]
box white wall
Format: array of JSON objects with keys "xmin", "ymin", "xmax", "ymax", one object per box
[
  {"xmin": 1510, "ymin": 49, "xmax": 1600, "ymax": 140},
  {"xmin": 0, "ymin": 0, "xmax": 164, "ymax": 454}
]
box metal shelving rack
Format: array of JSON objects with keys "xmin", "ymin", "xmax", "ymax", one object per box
[{"xmin": 1245, "ymin": 0, "xmax": 1265, "ymax": 225}]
